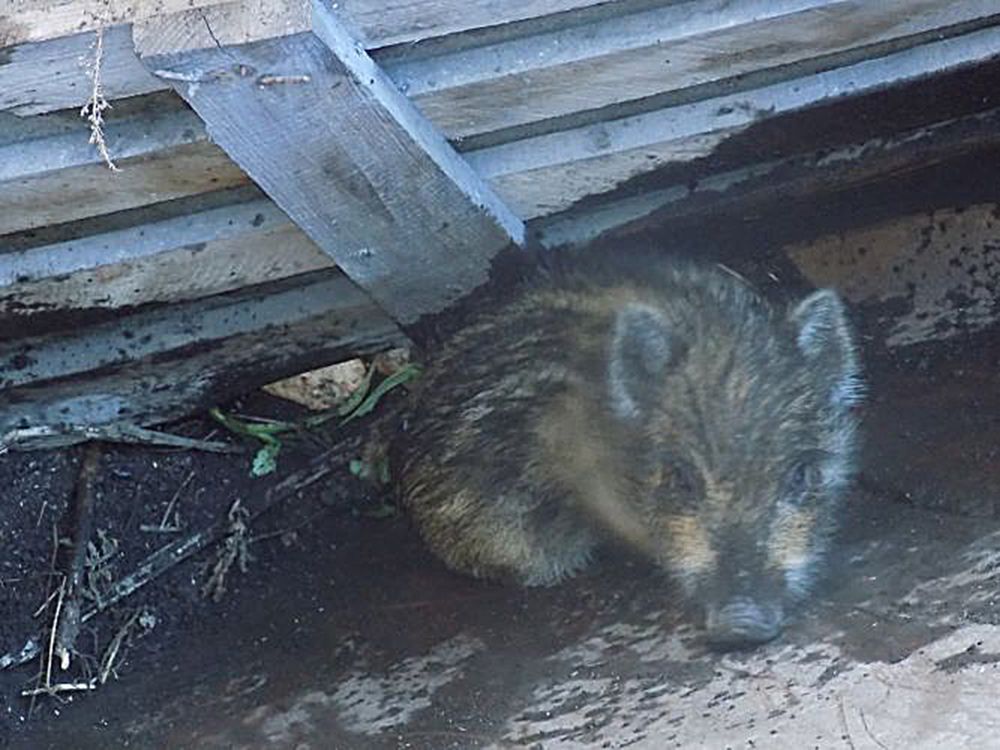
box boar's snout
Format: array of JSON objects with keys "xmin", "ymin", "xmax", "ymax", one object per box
[{"xmin": 704, "ymin": 597, "xmax": 783, "ymax": 650}]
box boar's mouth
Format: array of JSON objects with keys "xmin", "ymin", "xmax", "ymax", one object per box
[{"xmin": 704, "ymin": 597, "xmax": 783, "ymax": 650}]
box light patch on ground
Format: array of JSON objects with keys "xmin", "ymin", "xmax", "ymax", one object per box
[
  {"xmin": 898, "ymin": 530, "xmax": 1000, "ymax": 624},
  {"xmin": 554, "ymin": 619, "xmax": 698, "ymax": 667},
  {"xmin": 495, "ymin": 620, "xmax": 1000, "ymax": 749},
  {"xmin": 209, "ymin": 634, "xmax": 483, "ymax": 746},
  {"xmin": 329, "ymin": 633, "xmax": 484, "ymax": 734}
]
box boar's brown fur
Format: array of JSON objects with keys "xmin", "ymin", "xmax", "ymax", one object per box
[{"xmin": 395, "ymin": 250, "xmax": 862, "ymax": 647}]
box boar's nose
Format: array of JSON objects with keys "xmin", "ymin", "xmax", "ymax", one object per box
[{"xmin": 704, "ymin": 597, "xmax": 782, "ymax": 650}]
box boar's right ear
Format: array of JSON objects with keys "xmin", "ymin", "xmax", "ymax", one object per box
[
  {"xmin": 609, "ymin": 303, "xmax": 675, "ymax": 420},
  {"xmin": 789, "ymin": 289, "xmax": 862, "ymax": 408}
]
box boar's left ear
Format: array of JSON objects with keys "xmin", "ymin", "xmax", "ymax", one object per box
[
  {"xmin": 789, "ymin": 289, "xmax": 862, "ymax": 408},
  {"xmin": 609, "ymin": 303, "xmax": 677, "ymax": 420}
]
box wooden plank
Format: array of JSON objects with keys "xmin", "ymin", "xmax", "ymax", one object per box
[
  {"xmin": 5, "ymin": 0, "xmax": 996, "ymax": 127},
  {"xmin": 1, "ymin": 0, "xmax": 224, "ymax": 47},
  {"xmin": 0, "ymin": 0, "xmax": 606, "ymax": 115},
  {"xmin": 0, "ymin": 188, "xmax": 281, "ymax": 286},
  {"xmin": 337, "ymin": 0, "xmax": 609, "ymax": 47},
  {"xmin": 0, "ymin": 268, "xmax": 385, "ymax": 389},
  {"xmin": 0, "ymin": 223, "xmax": 330, "ymax": 316},
  {"xmin": 0, "ymin": 92, "xmax": 205, "ymax": 181},
  {"xmin": 466, "ymin": 25, "xmax": 1000, "ymax": 219},
  {"xmin": 0, "ymin": 140, "xmax": 249, "ymax": 235},
  {"xmin": 0, "ymin": 190, "xmax": 333, "ymax": 319},
  {"xmin": 0, "ymin": 271, "xmax": 404, "ymax": 449},
  {"xmin": 1, "ymin": 0, "xmax": 603, "ymax": 49},
  {"xmin": 533, "ymin": 107, "xmax": 1000, "ymax": 248},
  {"xmin": 393, "ymin": 0, "xmax": 1000, "ymax": 141},
  {"xmin": 134, "ymin": 3, "xmax": 524, "ymax": 324},
  {"xmin": 0, "ymin": 25, "xmax": 163, "ymax": 117},
  {"xmin": 0, "ymin": 91, "xmax": 249, "ymax": 234}
]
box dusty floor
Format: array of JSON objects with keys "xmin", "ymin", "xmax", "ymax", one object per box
[{"xmin": 2, "ymin": 336, "xmax": 1000, "ymax": 749}]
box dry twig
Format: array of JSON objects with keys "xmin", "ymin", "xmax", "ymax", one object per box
[
  {"xmin": 2, "ymin": 448, "xmax": 336, "ymax": 673},
  {"xmin": 52, "ymin": 443, "xmax": 103, "ymax": 671},
  {"xmin": 80, "ymin": 25, "xmax": 120, "ymax": 171},
  {"xmin": 201, "ymin": 500, "xmax": 252, "ymax": 602}
]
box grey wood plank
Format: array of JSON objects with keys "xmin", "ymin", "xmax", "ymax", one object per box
[
  {"xmin": 0, "ymin": 24, "xmax": 162, "ymax": 117},
  {"xmin": 0, "ymin": 273, "xmax": 403, "ymax": 449},
  {"xmin": 4, "ymin": 0, "xmax": 604, "ymax": 48},
  {"xmin": 394, "ymin": 0, "xmax": 1000, "ymax": 141},
  {"xmin": 135, "ymin": 5, "xmax": 524, "ymax": 324},
  {"xmin": 0, "ymin": 193, "xmax": 287, "ymax": 286},
  {"xmin": 533, "ymin": 107, "xmax": 1000, "ymax": 248},
  {"xmin": 0, "ymin": 269, "xmax": 364, "ymax": 389},
  {"xmin": 0, "ymin": 192, "xmax": 333, "ymax": 318},
  {"xmin": 466, "ymin": 24, "xmax": 1000, "ymax": 219},
  {"xmin": 0, "ymin": 93, "xmax": 205, "ymax": 181},
  {"xmin": 0, "ymin": 140, "xmax": 250, "ymax": 235}
]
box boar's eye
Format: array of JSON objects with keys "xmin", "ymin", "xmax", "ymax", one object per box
[{"xmin": 785, "ymin": 456, "xmax": 824, "ymax": 498}]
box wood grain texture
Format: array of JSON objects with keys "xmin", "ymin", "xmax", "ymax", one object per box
[
  {"xmin": 467, "ymin": 24, "xmax": 1000, "ymax": 219},
  {"xmin": 396, "ymin": 0, "xmax": 1000, "ymax": 141},
  {"xmin": 0, "ymin": 269, "xmax": 378, "ymax": 389},
  {"xmin": 1, "ymin": 0, "xmax": 224, "ymax": 46},
  {"xmin": 5, "ymin": 0, "xmax": 995, "ymax": 128},
  {"xmin": 0, "ymin": 140, "xmax": 249, "ymax": 235},
  {"xmin": 0, "ymin": 191, "xmax": 333, "ymax": 316},
  {"xmin": 0, "ymin": 271, "xmax": 403, "ymax": 447},
  {"xmin": 2, "ymin": 0, "xmax": 603, "ymax": 48},
  {"xmin": 534, "ymin": 107, "xmax": 1000, "ymax": 249},
  {"xmin": 0, "ymin": 93, "xmax": 205, "ymax": 181},
  {"xmin": 0, "ymin": 25, "xmax": 162, "ymax": 117},
  {"xmin": 135, "ymin": 4, "xmax": 524, "ymax": 323}
]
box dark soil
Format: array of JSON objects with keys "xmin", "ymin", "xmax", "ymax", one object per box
[{"xmin": 0, "ymin": 390, "xmax": 399, "ymax": 742}]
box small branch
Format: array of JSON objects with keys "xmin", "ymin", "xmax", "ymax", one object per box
[
  {"xmin": 53, "ymin": 443, "xmax": 102, "ymax": 671},
  {"xmin": 21, "ymin": 681, "xmax": 96, "ymax": 697},
  {"xmin": 44, "ymin": 581, "xmax": 66, "ymax": 691},
  {"xmin": 80, "ymin": 452, "xmax": 334, "ymax": 623},
  {"xmin": 80, "ymin": 26, "xmax": 119, "ymax": 172},
  {"xmin": 1, "ymin": 423, "xmax": 238, "ymax": 453},
  {"xmin": 98, "ymin": 609, "xmax": 153, "ymax": 685},
  {"xmin": 3, "ymin": 447, "xmax": 337, "ymax": 673},
  {"xmin": 0, "ymin": 638, "xmax": 41, "ymax": 671},
  {"xmin": 201, "ymin": 500, "xmax": 252, "ymax": 602}
]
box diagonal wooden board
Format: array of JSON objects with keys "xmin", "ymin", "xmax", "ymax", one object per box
[{"xmin": 133, "ymin": 0, "xmax": 525, "ymax": 325}]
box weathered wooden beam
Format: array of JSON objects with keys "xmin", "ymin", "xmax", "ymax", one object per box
[
  {"xmin": 7, "ymin": 1, "xmax": 997, "ymax": 134},
  {"xmin": 0, "ymin": 141, "xmax": 248, "ymax": 235},
  {"xmin": 467, "ymin": 24, "xmax": 1000, "ymax": 219},
  {"xmin": 0, "ymin": 25, "xmax": 162, "ymax": 117},
  {"xmin": 0, "ymin": 187, "xmax": 333, "ymax": 322},
  {"xmin": 0, "ymin": 93, "xmax": 204, "ymax": 181},
  {"xmin": 387, "ymin": 0, "xmax": 1000, "ymax": 142},
  {"xmin": 1, "ymin": 0, "xmax": 604, "ymax": 51},
  {"xmin": 533, "ymin": 107, "xmax": 1000, "ymax": 249},
  {"xmin": 1, "ymin": 0, "xmax": 223, "ymax": 47},
  {"xmin": 133, "ymin": 1, "xmax": 524, "ymax": 324},
  {"xmin": 0, "ymin": 268, "xmax": 404, "ymax": 450},
  {"xmin": 0, "ymin": 93, "xmax": 249, "ymax": 234},
  {"xmin": 1, "ymin": 269, "xmax": 346, "ymax": 389}
]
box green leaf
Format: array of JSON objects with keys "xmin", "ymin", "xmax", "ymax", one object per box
[
  {"xmin": 341, "ymin": 364, "xmax": 421, "ymax": 425},
  {"xmin": 252, "ymin": 441, "xmax": 281, "ymax": 477}
]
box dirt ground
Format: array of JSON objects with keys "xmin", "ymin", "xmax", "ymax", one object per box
[{"xmin": 3, "ymin": 313, "xmax": 1000, "ymax": 749}]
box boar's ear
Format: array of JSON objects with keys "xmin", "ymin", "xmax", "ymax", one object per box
[
  {"xmin": 789, "ymin": 289, "xmax": 862, "ymax": 408},
  {"xmin": 609, "ymin": 303, "xmax": 676, "ymax": 420}
]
